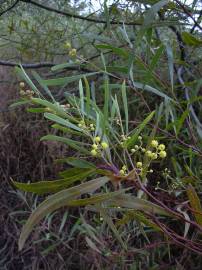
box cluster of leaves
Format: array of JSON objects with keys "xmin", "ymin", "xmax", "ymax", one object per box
[
  {"xmin": 2, "ymin": 0, "xmax": 202, "ymax": 267},
  {"xmin": 11, "ymin": 59, "xmax": 202, "ymax": 256}
]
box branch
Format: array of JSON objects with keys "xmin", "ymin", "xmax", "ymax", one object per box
[
  {"xmin": 0, "ymin": 60, "xmax": 92, "ymax": 72},
  {"xmin": 174, "ymin": 0, "xmax": 202, "ymax": 32},
  {"xmin": 0, "ymin": 60, "xmax": 54, "ymax": 69},
  {"xmin": 20, "ymin": 0, "xmax": 142, "ymax": 26},
  {"xmin": 0, "ymin": 0, "xmax": 20, "ymax": 16}
]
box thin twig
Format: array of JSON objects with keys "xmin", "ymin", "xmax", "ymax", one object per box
[
  {"xmin": 0, "ymin": 0, "xmax": 20, "ymax": 16},
  {"xmin": 20, "ymin": 0, "xmax": 142, "ymax": 26}
]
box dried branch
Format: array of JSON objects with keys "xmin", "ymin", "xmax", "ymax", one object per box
[
  {"xmin": 0, "ymin": 0, "xmax": 20, "ymax": 16},
  {"xmin": 0, "ymin": 60, "xmax": 92, "ymax": 72},
  {"xmin": 20, "ymin": 0, "xmax": 142, "ymax": 26}
]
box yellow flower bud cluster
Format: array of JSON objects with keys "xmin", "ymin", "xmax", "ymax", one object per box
[
  {"xmin": 64, "ymin": 42, "xmax": 71, "ymax": 49},
  {"xmin": 119, "ymin": 165, "xmax": 127, "ymax": 176},
  {"xmin": 64, "ymin": 41, "xmax": 77, "ymax": 58},
  {"xmin": 146, "ymin": 140, "xmax": 167, "ymax": 159},
  {"xmin": 78, "ymin": 119, "xmax": 86, "ymax": 128},
  {"xmin": 20, "ymin": 89, "xmax": 34, "ymax": 99},
  {"xmin": 69, "ymin": 48, "xmax": 77, "ymax": 57},
  {"xmin": 129, "ymin": 135, "xmax": 146, "ymax": 154},
  {"xmin": 19, "ymin": 82, "xmax": 25, "ymax": 88},
  {"xmin": 90, "ymin": 137, "xmax": 109, "ymax": 156},
  {"xmin": 77, "ymin": 120, "xmax": 95, "ymax": 132},
  {"xmin": 89, "ymin": 123, "xmax": 95, "ymax": 131}
]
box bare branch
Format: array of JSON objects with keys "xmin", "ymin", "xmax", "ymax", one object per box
[
  {"xmin": 0, "ymin": 0, "xmax": 20, "ymax": 16},
  {"xmin": 20, "ymin": 0, "xmax": 142, "ymax": 26},
  {"xmin": 174, "ymin": 0, "xmax": 202, "ymax": 32},
  {"xmin": 0, "ymin": 60, "xmax": 92, "ymax": 72},
  {"xmin": 0, "ymin": 60, "xmax": 54, "ymax": 68}
]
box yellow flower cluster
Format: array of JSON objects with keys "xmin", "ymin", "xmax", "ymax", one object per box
[
  {"xmin": 78, "ymin": 120, "xmax": 95, "ymax": 131},
  {"xmin": 69, "ymin": 48, "xmax": 77, "ymax": 57},
  {"xmin": 19, "ymin": 82, "xmax": 34, "ymax": 98},
  {"xmin": 90, "ymin": 137, "xmax": 109, "ymax": 156},
  {"xmin": 64, "ymin": 41, "xmax": 77, "ymax": 57},
  {"xmin": 130, "ymin": 136, "xmax": 145, "ymax": 153},
  {"xmin": 119, "ymin": 165, "xmax": 127, "ymax": 176},
  {"xmin": 149, "ymin": 140, "xmax": 167, "ymax": 159}
]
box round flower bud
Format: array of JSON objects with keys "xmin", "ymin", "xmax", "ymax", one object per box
[
  {"xmin": 138, "ymin": 136, "xmax": 142, "ymax": 140},
  {"xmin": 122, "ymin": 165, "xmax": 127, "ymax": 171},
  {"xmin": 69, "ymin": 48, "xmax": 77, "ymax": 57},
  {"xmin": 19, "ymin": 90, "xmax": 25, "ymax": 96},
  {"xmin": 151, "ymin": 153, "xmax": 158, "ymax": 159},
  {"xmin": 158, "ymin": 144, "xmax": 165, "ymax": 151},
  {"xmin": 151, "ymin": 140, "xmax": 158, "ymax": 148},
  {"xmin": 91, "ymin": 149, "xmax": 97, "ymax": 156},
  {"xmin": 101, "ymin": 142, "xmax": 108, "ymax": 149},
  {"xmin": 94, "ymin": 136, "xmax": 101, "ymax": 143},
  {"xmin": 119, "ymin": 170, "xmax": 125, "ymax": 176},
  {"xmin": 90, "ymin": 124, "xmax": 94, "ymax": 128},
  {"xmin": 141, "ymin": 148, "xmax": 146, "ymax": 152},
  {"xmin": 149, "ymin": 169, "xmax": 153, "ymax": 173},
  {"xmin": 159, "ymin": 151, "xmax": 167, "ymax": 158},
  {"xmin": 135, "ymin": 145, "xmax": 139, "ymax": 150},
  {"xmin": 92, "ymin": 144, "xmax": 98, "ymax": 150},
  {"xmin": 90, "ymin": 127, "xmax": 95, "ymax": 131},
  {"xmin": 136, "ymin": 162, "xmax": 142, "ymax": 168},
  {"xmin": 146, "ymin": 150, "xmax": 152, "ymax": 158},
  {"xmin": 19, "ymin": 82, "xmax": 25, "ymax": 88},
  {"xmin": 131, "ymin": 148, "xmax": 136, "ymax": 153},
  {"xmin": 64, "ymin": 42, "xmax": 71, "ymax": 49}
]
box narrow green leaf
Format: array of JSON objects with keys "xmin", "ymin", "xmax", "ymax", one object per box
[
  {"xmin": 9, "ymin": 100, "xmax": 31, "ymax": 108},
  {"xmin": 149, "ymin": 44, "xmax": 164, "ymax": 70},
  {"xmin": 41, "ymin": 135, "xmax": 89, "ymax": 155},
  {"xmin": 165, "ymin": 43, "xmax": 174, "ymax": 92},
  {"xmin": 126, "ymin": 111, "xmax": 155, "ymax": 148},
  {"xmin": 182, "ymin": 32, "xmax": 202, "ymax": 46},
  {"xmin": 95, "ymin": 44, "xmax": 129, "ymax": 59},
  {"xmin": 83, "ymin": 77, "xmax": 91, "ymax": 115},
  {"xmin": 56, "ymin": 157, "xmax": 96, "ymax": 168},
  {"xmin": 144, "ymin": 0, "xmax": 169, "ymax": 26},
  {"xmin": 32, "ymin": 71, "xmax": 55, "ymax": 102},
  {"xmin": 31, "ymin": 98, "xmax": 68, "ymax": 118},
  {"xmin": 44, "ymin": 113, "xmax": 82, "ymax": 132},
  {"xmin": 187, "ymin": 185, "xmax": 202, "ymax": 226},
  {"xmin": 18, "ymin": 176, "xmax": 109, "ymax": 250},
  {"xmin": 51, "ymin": 62, "xmax": 80, "ymax": 71},
  {"xmin": 121, "ymin": 81, "xmax": 128, "ymax": 133},
  {"xmin": 27, "ymin": 108, "xmax": 47, "ymax": 113},
  {"xmin": 12, "ymin": 168, "xmax": 96, "ymax": 194},
  {"xmin": 79, "ymin": 79, "xmax": 84, "ymax": 112},
  {"xmin": 132, "ymin": 82, "xmax": 173, "ymax": 100},
  {"xmin": 15, "ymin": 66, "xmax": 41, "ymax": 96},
  {"xmin": 107, "ymin": 194, "xmax": 172, "ymax": 216},
  {"xmin": 103, "ymin": 76, "xmax": 109, "ymax": 131},
  {"xmin": 41, "ymin": 72, "xmax": 99, "ymax": 86}
]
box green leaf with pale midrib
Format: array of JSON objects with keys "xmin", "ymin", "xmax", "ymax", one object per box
[
  {"xmin": 41, "ymin": 135, "xmax": 89, "ymax": 155},
  {"xmin": 18, "ymin": 176, "xmax": 109, "ymax": 251},
  {"xmin": 41, "ymin": 72, "xmax": 99, "ymax": 86},
  {"xmin": 12, "ymin": 168, "xmax": 97, "ymax": 194},
  {"xmin": 106, "ymin": 194, "xmax": 172, "ymax": 216},
  {"xmin": 44, "ymin": 113, "xmax": 82, "ymax": 132},
  {"xmin": 56, "ymin": 157, "xmax": 96, "ymax": 168}
]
